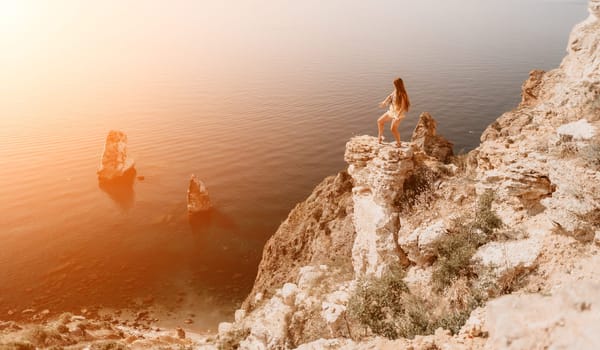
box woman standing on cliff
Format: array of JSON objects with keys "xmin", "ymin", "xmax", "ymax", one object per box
[{"xmin": 377, "ymin": 78, "xmax": 411, "ymax": 147}]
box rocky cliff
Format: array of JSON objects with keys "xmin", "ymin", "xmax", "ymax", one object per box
[
  {"xmin": 3, "ymin": 2, "xmax": 598, "ymax": 350},
  {"xmin": 215, "ymin": 2, "xmax": 600, "ymax": 349}
]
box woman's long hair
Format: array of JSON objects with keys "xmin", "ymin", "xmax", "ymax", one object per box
[{"xmin": 393, "ymin": 78, "xmax": 410, "ymax": 113}]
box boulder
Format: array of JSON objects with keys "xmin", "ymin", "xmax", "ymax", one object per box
[
  {"xmin": 473, "ymin": 238, "xmax": 541, "ymax": 276},
  {"xmin": 484, "ymin": 282, "xmax": 600, "ymax": 350},
  {"xmin": 520, "ymin": 70, "xmax": 545, "ymax": 107},
  {"xmin": 187, "ymin": 174, "xmax": 212, "ymax": 213},
  {"xmin": 97, "ymin": 130, "xmax": 135, "ymax": 182},
  {"xmin": 411, "ymin": 113, "xmax": 454, "ymax": 163},
  {"xmin": 478, "ymin": 163, "xmax": 555, "ymax": 212},
  {"xmin": 398, "ymin": 220, "xmax": 447, "ymax": 265}
]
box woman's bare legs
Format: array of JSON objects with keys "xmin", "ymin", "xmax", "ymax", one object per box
[
  {"xmin": 377, "ymin": 112, "xmax": 392, "ymax": 143},
  {"xmin": 390, "ymin": 117, "xmax": 402, "ymax": 147}
]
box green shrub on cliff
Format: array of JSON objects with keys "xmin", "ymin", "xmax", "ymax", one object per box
[
  {"xmin": 347, "ymin": 268, "xmax": 479, "ymax": 339},
  {"xmin": 347, "ymin": 267, "xmax": 414, "ymax": 339},
  {"xmin": 432, "ymin": 190, "xmax": 502, "ymax": 291},
  {"xmin": 348, "ymin": 191, "xmax": 509, "ymax": 340}
]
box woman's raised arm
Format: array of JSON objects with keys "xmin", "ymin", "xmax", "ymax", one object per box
[{"xmin": 379, "ymin": 92, "xmax": 393, "ymax": 108}]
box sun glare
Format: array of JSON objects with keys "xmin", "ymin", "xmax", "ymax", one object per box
[{"xmin": 0, "ymin": 1, "xmax": 31, "ymax": 35}]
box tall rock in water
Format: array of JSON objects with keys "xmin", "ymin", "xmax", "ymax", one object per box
[
  {"xmin": 187, "ymin": 174, "xmax": 212, "ymax": 213},
  {"xmin": 97, "ymin": 130, "xmax": 136, "ymax": 182},
  {"xmin": 411, "ymin": 112, "xmax": 454, "ymax": 163},
  {"xmin": 344, "ymin": 136, "xmax": 415, "ymax": 277}
]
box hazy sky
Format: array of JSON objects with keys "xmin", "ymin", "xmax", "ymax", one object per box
[{"xmin": 0, "ymin": 0, "xmax": 588, "ymax": 122}]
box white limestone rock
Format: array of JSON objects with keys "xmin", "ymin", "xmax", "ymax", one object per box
[
  {"xmin": 460, "ymin": 307, "xmax": 487, "ymax": 338},
  {"xmin": 187, "ymin": 174, "xmax": 212, "ymax": 213},
  {"xmin": 484, "ymin": 282, "xmax": 600, "ymax": 350},
  {"xmin": 345, "ymin": 135, "xmax": 416, "ymax": 277},
  {"xmin": 277, "ymin": 283, "xmax": 299, "ymax": 305},
  {"xmin": 473, "ymin": 238, "xmax": 541, "ymax": 275},
  {"xmin": 321, "ymin": 302, "xmax": 345, "ymax": 324},
  {"xmin": 97, "ymin": 130, "xmax": 135, "ymax": 182},
  {"xmin": 297, "ymin": 265, "xmax": 328, "ymax": 289},
  {"xmin": 254, "ymin": 292, "xmax": 263, "ymax": 304},
  {"xmin": 556, "ymin": 119, "xmax": 595, "ymax": 140},
  {"xmin": 398, "ymin": 220, "xmax": 447, "ymax": 265},
  {"xmin": 217, "ymin": 322, "xmax": 233, "ymax": 336},
  {"xmin": 320, "ymin": 290, "xmax": 351, "ymax": 324},
  {"xmin": 238, "ymin": 335, "xmax": 268, "ymax": 350},
  {"xmin": 234, "ymin": 309, "xmax": 246, "ymax": 323},
  {"xmin": 247, "ymin": 296, "xmax": 292, "ymax": 349}
]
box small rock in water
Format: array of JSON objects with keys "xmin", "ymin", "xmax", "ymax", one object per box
[
  {"xmin": 137, "ymin": 175, "xmax": 145, "ymax": 181},
  {"xmin": 97, "ymin": 130, "xmax": 136, "ymax": 182},
  {"xmin": 135, "ymin": 311, "xmax": 149, "ymax": 321},
  {"xmin": 187, "ymin": 174, "xmax": 212, "ymax": 213},
  {"xmin": 184, "ymin": 318, "xmax": 194, "ymax": 325},
  {"xmin": 176, "ymin": 327, "xmax": 186, "ymax": 339}
]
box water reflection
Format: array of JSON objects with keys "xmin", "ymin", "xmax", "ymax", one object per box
[
  {"xmin": 98, "ymin": 168, "xmax": 137, "ymax": 210},
  {"xmin": 189, "ymin": 208, "xmax": 239, "ymax": 233}
]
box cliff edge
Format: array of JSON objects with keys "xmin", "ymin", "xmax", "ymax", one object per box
[{"xmin": 215, "ymin": 2, "xmax": 600, "ymax": 349}]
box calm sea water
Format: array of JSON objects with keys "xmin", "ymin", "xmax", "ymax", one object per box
[{"xmin": 0, "ymin": 0, "xmax": 588, "ymax": 329}]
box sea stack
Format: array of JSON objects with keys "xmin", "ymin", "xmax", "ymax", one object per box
[
  {"xmin": 97, "ymin": 130, "xmax": 136, "ymax": 182},
  {"xmin": 187, "ymin": 174, "xmax": 212, "ymax": 214}
]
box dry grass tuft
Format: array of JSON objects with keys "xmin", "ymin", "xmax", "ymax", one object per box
[
  {"xmin": 554, "ymin": 134, "xmax": 579, "ymax": 159},
  {"xmin": 494, "ymin": 264, "xmax": 533, "ymax": 295},
  {"xmin": 396, "ymin": 166, "xmax": 440, "ymax": 213}
]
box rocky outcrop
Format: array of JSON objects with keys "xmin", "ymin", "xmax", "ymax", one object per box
[
  {"xmin": 478, "ymin": 163, "xmax": 556, "ymax": 213},
  {"xmin": 97, "ymin": 130, "xmax": 136, "ymax": 182},
  {"xmin": 221, "ymin": 2, "xmax": 600, "ymax": 349},
  {"xmin": 187, "ymin": 174, "xmax": 212, "ymax": 213},
  {"xmin": 398, "ymin": 220, "xmax": 447, "ymax": 266},
  {"xmin": 410, "ymin": 112, "xmax": 454, "ymax": 163},
  {"xmin": 520, "ymin": 70, "xmax": 546, "ymax": 107},
  {"xmin": 344, "ymin": 136, "xmax": 416, "ymax": 276},
  {"xmin": 244, "ymin": 172, "xmax": 355, "ymax": 309}
]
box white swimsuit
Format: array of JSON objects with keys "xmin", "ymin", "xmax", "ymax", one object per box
[{"xmin": 387, "ymin": 94, "xmax": 406, "ymax": 121}]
